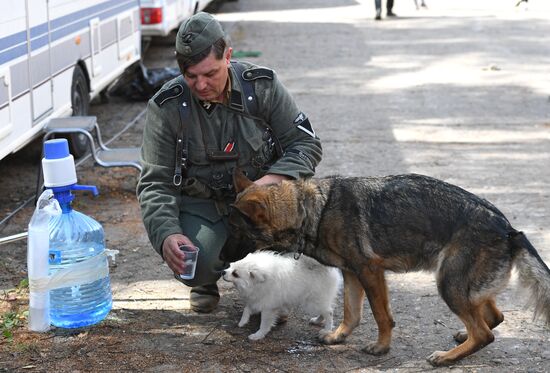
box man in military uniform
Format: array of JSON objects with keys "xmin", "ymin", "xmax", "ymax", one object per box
[{"xmin": 137, "ymin": 12, "xmax": 322, "ymax": 313}]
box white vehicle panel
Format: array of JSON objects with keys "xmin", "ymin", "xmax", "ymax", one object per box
[
  {"xmin": 140, "ymin": 0, "xmax": 195, "ymax": 37},
  {"xmin": 0, "ymin": 0, "xmax": 141, "ymax": 161}
]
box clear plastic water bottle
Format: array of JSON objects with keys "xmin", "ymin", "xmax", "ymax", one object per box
[{"xmin": 42, "ymin": 139, "xmax": 112, "ymax": 328}]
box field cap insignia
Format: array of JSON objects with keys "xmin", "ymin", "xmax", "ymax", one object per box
[
  {"xmin": 176, "ymin": 12, "xmax": 225, "ymax": 57},
  {"xmin": 182, "ymin": 33, "xmax": 194, "ymax": 43}
]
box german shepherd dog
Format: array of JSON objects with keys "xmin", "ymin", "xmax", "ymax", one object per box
[{"xmin": 220, "ymin": 171, "xmax": 550, "ymax": 366}]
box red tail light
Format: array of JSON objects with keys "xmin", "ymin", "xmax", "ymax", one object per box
[{"xmin": 141, "ymin": 8, "xmax": 163, "ymax": 25}]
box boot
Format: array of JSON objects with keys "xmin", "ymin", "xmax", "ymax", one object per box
[{"xmin": 190, "ymin": 283, "xmax": 220, "ymax": 313}]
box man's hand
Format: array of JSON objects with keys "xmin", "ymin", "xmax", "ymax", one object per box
[
  {"xmin": 254, "ymin": 173, "xmax": 290, "ymax": 186},
  {"xmin": 162, "ymin": 233, "xmax": 194, "ymax": 274}
]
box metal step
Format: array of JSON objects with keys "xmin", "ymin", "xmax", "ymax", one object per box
[
  {"xmin": 45, "ymin": 116, "xmax": 97, "ymax": 132},
  {"xmin": 43, "ymin": 116, "xmax": 142, "ymax": 171},
  {"xmin": 96, "ymin": 148, "xmax": 141, "ymax": 169}
]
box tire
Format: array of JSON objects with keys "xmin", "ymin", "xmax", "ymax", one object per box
[{"xmin": 68, "ymin": 65, "xmax": 90, "ymax": 158}]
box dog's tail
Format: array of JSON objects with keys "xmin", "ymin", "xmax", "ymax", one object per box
[{"xmin": 510, "ymin": 231, "xmax": 550, "ymax": 325}]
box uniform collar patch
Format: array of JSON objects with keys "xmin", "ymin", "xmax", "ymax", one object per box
[{"xmin": 200, "ymin": 100, "xmax": 216, "ymax": 114}]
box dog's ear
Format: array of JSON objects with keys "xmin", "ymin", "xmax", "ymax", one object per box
[
  {"xmin": 249, "ymin": 270, "xmax": 266, "ymax": 283},
  {"xmin": 238, "ymin": 199, "xmax": 268, "ymax": 226},
  {"xmin": 233, "ymin": 168, "xmax": 254, "ymax": 193}
]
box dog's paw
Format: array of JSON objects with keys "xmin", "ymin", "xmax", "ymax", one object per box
[
  {"xmin": 248, "ymin": 332, "xmax": 266, "ymax": 341},
  {"xmin": 238, "ymin": 320, "xmax": 248, "ymax": 328},
  {"xmin": 320, "ymin": 331, "xmax": 346, "ymax": 345},
  {"xmin": 362, "ymin": 342, "xmax": 390, "ymax": 356},
  {"xmin": 318, "ymin": 328, "xmax": 332, "ymax": 339},
  {"xmin": 309, "ymin": 315, "xmax": 324, "ymax": 326},
  {"xmin": 426, "ymin": 351, "xmax": 453, "ymax": 366}
]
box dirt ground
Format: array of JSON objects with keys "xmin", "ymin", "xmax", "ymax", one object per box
[{"xmin": 1, "ymin": 0, "xmax": 549, "ymax": 372}]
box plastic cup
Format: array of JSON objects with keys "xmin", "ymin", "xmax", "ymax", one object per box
[{"xmin": 179, "ymin": 245, "xmax": 199, "ymax": 280}]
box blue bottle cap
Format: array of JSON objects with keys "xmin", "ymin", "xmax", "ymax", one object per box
[{"xmin": 44, "ymin": 139, "xmax": 70, "ymax": 160}]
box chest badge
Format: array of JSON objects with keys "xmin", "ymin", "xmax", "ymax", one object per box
[{"xmin": 223, "ymin": 141, "xmax": 235, "ymax": 153}]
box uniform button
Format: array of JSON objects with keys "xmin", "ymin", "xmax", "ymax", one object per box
[
  {"xmin": 246, "ymin": 72, "xmax": 253, "ymax": 78},
  {"xmin": 247, "ymin": 96, "xmax": 253, "ymax": 101}
]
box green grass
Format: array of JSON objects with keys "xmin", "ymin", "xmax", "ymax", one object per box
[{"xmin": 1, "ymin": 278, "xmax": 30, "ymax": 341}]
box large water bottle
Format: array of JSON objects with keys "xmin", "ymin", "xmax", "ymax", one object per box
[{"xmin": 42, "ymin": 139, "xmax": 112, "ymax": 328}]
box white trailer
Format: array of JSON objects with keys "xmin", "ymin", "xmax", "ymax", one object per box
[
  {"xmin": 0, "ymin": 0, "xmax": 141, "ymax": 160},
  {"xmin": 140, "ymin": 0, "xmax": 214, "ymax": 38}
]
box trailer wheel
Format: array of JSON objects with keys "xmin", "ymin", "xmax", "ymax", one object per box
[{"xmin": 69, "ymin": 65, "xmax": 90, "ymax": 157}]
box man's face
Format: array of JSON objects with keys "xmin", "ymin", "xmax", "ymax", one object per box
[{"xmin": 183, "ymin": 47, "xmax": 232, "ymax": 101}]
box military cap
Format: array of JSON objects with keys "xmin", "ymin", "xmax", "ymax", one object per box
[{"xmin": 176, "ymin": 12, "xmax": 225, "ymax": 57}]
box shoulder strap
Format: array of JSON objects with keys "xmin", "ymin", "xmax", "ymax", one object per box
[
  {"xmin": 242, "ymin": 67, "xmax": 274, "ymax": 81},
  {"xmin": 153, "ymin": 84, "xmax": 184, "ymax": 107}
]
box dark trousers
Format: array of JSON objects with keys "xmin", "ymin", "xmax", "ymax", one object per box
[
  {"xmin": 175, "ymin": 196, "xmax": 229, "ymax": 287},
  {"xmin": 375, "ymin": 0, "xmax": 394, "ymax": 12}
]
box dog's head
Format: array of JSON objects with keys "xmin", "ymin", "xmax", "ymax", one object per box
[
  {"xmin": 222, "ymin": 259, "xmax": 266, "ymax": 293},
  {"xmin": 219, "ymin": 169, "xmax": 305, "ymax": 263}
]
